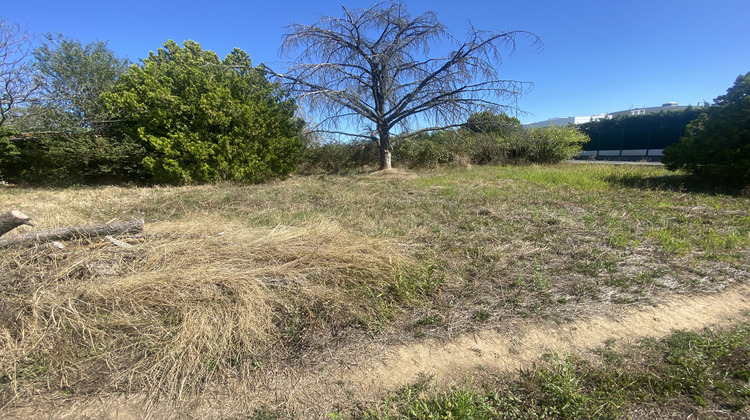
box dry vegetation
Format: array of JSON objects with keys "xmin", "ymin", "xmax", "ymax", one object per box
[
  {"xmin": 0, "ymin": 218, "xmax": 426, "ymax": 402},
  {"xmin": 0, "ymin": 163, "xmax": 748, "ymax": 417}
]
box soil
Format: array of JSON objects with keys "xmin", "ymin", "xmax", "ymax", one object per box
[{"xmin": 4, "ymin": 283, "xmax": 749, "ymax": 419}]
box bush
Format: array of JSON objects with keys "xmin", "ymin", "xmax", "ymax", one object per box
[
  {"xmin": 463, "ymin": 133, "xmax": 512, "ymax": 165},
  {"xmin": 663, "ymin": 72, "xmax": 750, "ymax": 186},
  {"xmin": 104, "ymin": 41, "xmax": 302, "ymax": 184},
  {"xmin": 296, "ymin": 139, "xmax": 379, "ymax": 173},
  {"xmin": 0, "ymin": 132, "xmax": 20, "ymax": 181},
  {"xmin": 296, "ymin": 121, "xmax": 587, "ymax": 173},
  {"xmin": 1, "ymin": 133, "xmax": 146, "ymax": 185},
  {"xmin": 394, "ymin": 132, "xmax": 458, "ymax": 168},
  {"xmin": 296, "ymin": 141, "xmax": 355, "ymax": 174},
  {"xmin": 524, "ymin": 125, "xmax": 589, "ymax": 164},
  {"xmin": 394, "ymin": 129, "xmax": 519, "ymax": 169},
  {"xmin": 462, "ymin": 111, "xmax": 528, "ymax": 165}
]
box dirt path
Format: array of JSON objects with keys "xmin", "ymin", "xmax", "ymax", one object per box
[
  {"xmin": 7, "ymin": 284, "xmax": 750, "ymax": 419},
  {"xmin": 357, "ymin": 283, "xmax": 750, "ymax": 392}
]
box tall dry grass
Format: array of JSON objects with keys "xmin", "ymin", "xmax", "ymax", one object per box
[{"xmin": 0, "ymin": 216, "xmax": 415, "ymax": 403}]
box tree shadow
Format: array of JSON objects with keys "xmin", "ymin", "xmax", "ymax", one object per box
[{"xmin": 603, "ymin": 173, "xmax": 745, "ymax": 196}]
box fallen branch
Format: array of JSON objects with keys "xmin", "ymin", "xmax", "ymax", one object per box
[
  {"xmin": 0, "ymin": 219, "xmax": 144, "ymax": 248},
  {"xmin": 0, "ymin": 210, "xmax": 36, "ymax": 237}
]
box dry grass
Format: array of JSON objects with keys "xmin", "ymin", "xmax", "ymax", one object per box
[
  {"xmin": 0, "ymin": 164, "xmax": 748, "ymax": 415},
  {"xmin": 0, "ymin": 217, "xmax": 419, "ymax": 405}
]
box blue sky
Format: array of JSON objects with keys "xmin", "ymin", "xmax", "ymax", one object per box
[{"xmin": 4, "ymin": 0, "xmax": 749, "ymax": 124}]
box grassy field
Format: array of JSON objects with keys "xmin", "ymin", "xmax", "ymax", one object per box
[{"xmin": 1, "ymin": 163, "xmax": 748, "ymax": 417}]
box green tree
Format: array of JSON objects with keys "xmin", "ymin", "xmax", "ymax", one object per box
[
  {"xmin": 3, "ymin": 35, "xmax": 143, "ymax": 185},
  {"xmin": 105, "ymin": 40, "xmax": 302, "ymax": 184},
  {"xmin": 663, "ymin": 72, "xmax": 750, "ymax": 186},
  {"xmin": 15, "ymin": 34, "xmax": 130, "ymax": 132},
  {"xmin": 463, "ymin": 111, "xmax": 521, "ymax": 134}
]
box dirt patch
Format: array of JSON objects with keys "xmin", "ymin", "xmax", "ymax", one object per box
[
  {"xmin": 359, "ymin": 283, "xmax": 750, "ymax": 392},
  {"xmin": 6, "ymin": 284, "xmax": 749, "ymax": 419},
  {"xmin": 366, "ymin": 168, "xmax": 420, "ymax": 179}
]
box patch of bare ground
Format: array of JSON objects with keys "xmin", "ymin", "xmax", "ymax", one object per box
[
  {"xmin": 363, "ymin": 284, "xmax": 750, "ymax": 391},
  {"xmin": 6, "ymin": 283, "xmax": 748, "ymax": 419},
  {"xmin": 366, "ymin": 168, "xmax": 420, "ymax": 179}
]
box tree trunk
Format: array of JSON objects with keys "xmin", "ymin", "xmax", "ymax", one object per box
[
  {"xmin": 0, "ymin": 210, "xmax": 36, "ymax": 237},
  {"xmin": 0, "ymin": 219, "xmax": 144, "ymax": 248},
  {"xmin": 380, "ymin": 148, "xmax": 392, "ymax": 170},
  {"xmin": 378, "ymin": 129, "xmax": 392, "ymax": 170}
]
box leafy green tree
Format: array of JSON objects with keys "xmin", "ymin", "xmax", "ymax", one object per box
[
  {"xmin": 463, "ymin": 111, "xmax": 522, "ymax": 134},
  {"xmin": 3, "ymin": 35, "xmax": 143, "ymax": 185},
  {"xmin": 663, "ymin": 72, "xmax": 750, "ymax": 186},
  {"xmin": 14, "ymin": 34, "xmax": 131, "ymax": 132},
  {"xmin": 105, "ymin": 40, "xmax": 302, "ymax": 184}
]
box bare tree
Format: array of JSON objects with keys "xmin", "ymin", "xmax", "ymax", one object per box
[
  {"xmin": 0, "ymin": 19, "xmax": 37, "ymax": 128},
  {"xmin": 264, "ymin": 1, "xmax": 540, "ymax": 169}
]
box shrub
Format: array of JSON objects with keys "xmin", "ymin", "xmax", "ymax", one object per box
[
  {"xmin": 296, "ymin": 139, "xmax": 379, "ymax": 173},
  {"xmin": 462, "ymin": 111, "xmax": 528, "ymax": 165},
  {"xmin": 296, "ymin": 121, "xmax": 587, "ymax": 173},
  {"xmin": 1, "ymin": 133, "xmax": 146, "ymax": 185},
  {"xmin": 464, "ymin": 133, "xmax": 513, "ymax": 165},
  {"xmin": 394, "ymin": 133, "xmax": 456, "ymax": 168},
  {"xmin": 663, "ymin": 72, "xmax": 750, "ymax": 186},
  {"xmin": 525, "ymin": 125, "xmax": 589, "ymax": 164},
  {"xmin": 0, "ymin": 132, "xmax": 20, "ymax": 181},
  {"xmin": 296, "ymin": 141, "xmax": 355, "ymax": 173},
  {"xmin": 104, "ymin": 41, "xmax": 302, "ymax": 184}
]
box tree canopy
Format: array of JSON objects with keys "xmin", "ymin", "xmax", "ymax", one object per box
[
  {"xmin": 0, "ymin": 35, "xmax": 142, "ymax": 185},
  {"xmin": 265, "ymin": 1, "xmax": 540, "ymax": 169},
  {"xmin": 463, "ymin": 110, "xmax": 522, "ymax": 134},
  {"xmin": 662, "ymin": 71, "xmax": 750, "ymax": 186},
  {"xmin": 18, "ymin": 34, "xmax": 130, "ymax": 132},
  {"xmin": 104, "ymin": 40, "xmax": 303, "ymax": 184},
  {"xmin": 0, "ymin": 19, "xmax": 36, "ymax": 129}
]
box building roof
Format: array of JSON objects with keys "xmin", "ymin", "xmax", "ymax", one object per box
[{"xmin": 525, "ymin": 102, "xmax": 688, "ymax": 128}]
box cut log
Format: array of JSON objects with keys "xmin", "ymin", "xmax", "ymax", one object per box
[
  {"xmin": 0, "ymin": 219, "xmax": 144, "ymax": 248},
  {"xmin": 0, "ymin": 210, "xmax": 36, "ymax": 237}
]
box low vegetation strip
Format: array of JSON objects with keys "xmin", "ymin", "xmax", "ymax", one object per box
[
  {"xmin": 361, "ymin": 319, "xmax": 750, "ymax": 419},
  {"xmin": 356, "ymin": 284, "xmax": 750, "ymax": 394}
]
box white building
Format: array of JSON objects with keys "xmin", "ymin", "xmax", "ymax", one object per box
[
  {"xmin": 524, "ymin": 102, "xmax": 687, "ymax": 128},
  {"xmin": 524, "ymin": 113, "xmax": 608, "ymax": 128}
]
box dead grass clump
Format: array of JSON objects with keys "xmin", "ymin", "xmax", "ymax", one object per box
[{"xmin": 0, "ymin": 219, "xmax": 414, "ymax": 403}]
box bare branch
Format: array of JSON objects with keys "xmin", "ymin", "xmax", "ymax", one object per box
[
  {"xmin": 0, "ymin": 19, "xmax": 38, "ymax": 128},
  {"xmin": 268, "ymin": 1, "xmax": 541, "ymax": 169}
]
